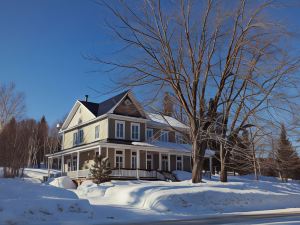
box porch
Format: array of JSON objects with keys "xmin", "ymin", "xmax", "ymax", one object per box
[
  {"xmin": 47, "ymin": 142, "xmax": 214, "ymax": 180},
  {"xmin": 66, "ymin": 168, "xmax": 164, "ymax": 180}
]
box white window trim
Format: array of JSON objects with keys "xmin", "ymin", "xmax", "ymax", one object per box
[
  {"xmin": 115, "ymin": 120, "xmax": 125, "ymax": 139},
  {"xmin": 146, "ymin": 128, "xmax": 154, "ymax": 142},
  {"xmin": 176, "ymin": 155, "xmax": 183, "ymax": 171},
  {"xmin": 160, "ymin": 130, "xmax": 169, "ymax": 142},
  {"xmin": 131, "ymin": 122, "xmax": 140, "ymax": 141},
  {"xmin": 115, "ymin": 149, "xmax": 125, "ymax": 169},
  {"xmin": 95, "ymin": 125, "xmax": 100, "ymax": 140}
]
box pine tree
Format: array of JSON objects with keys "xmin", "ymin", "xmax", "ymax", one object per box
[
  {"xmin": 276, "ymin": 124, "xmax": 299, "ymax": 182},
  {"xmin": 90, "ymin": 154, "xmax": 112, "ymax": 184}
]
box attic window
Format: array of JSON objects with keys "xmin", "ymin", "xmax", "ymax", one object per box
[
  {"xmin": 78, "ymin": 118, "xmax": 82, "ymax": 125},
  {"xmin": 124, "ymin": 99, "xmax": 132, "ymax": 106}
]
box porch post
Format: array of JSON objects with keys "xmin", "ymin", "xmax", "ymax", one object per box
[
  {"xmin": 47, "ymin": 157, "xmax": 50, "ymax": 178},
  {"xmin": 136, "ymin": 150, "xmax": 140, "ymax": 179},
  {"xmin": 77, "ymin": 151, "xmax": 80, "ymax": 178},
  {"xmin": 98, "ymin": 146, "xmax": 101, "ymax": 155},
  {"xmin": 61, "ymin": 155, "xmax": 64, "ymax": 173},
  {"xmin": 168, "ymin": 153, "xmax": 171, "ymax": 172},
  {"xmin": 159, "ymin": 152, "xmax": 162, "ymax": 170},
  {"xmin": 145, "ymin": 150, "xmax": 147, "ymax": 169}
]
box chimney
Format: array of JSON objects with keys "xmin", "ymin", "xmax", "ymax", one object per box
[
  {"xmin": 85, "ymin": 95, "xmax": 89, "ymax": 102},
  {"xmin": 163, "ymin": 92, "xmax": 173, "ymax": 116}
]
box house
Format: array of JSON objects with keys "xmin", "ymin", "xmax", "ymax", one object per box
[{"xmin": 47, "ymin": 90, "xmax": 215, "ymax": 180}]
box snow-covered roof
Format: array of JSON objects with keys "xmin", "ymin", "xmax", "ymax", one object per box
[
  {"xmin": 147, "ymin": 113, "xmax": 189, "ymax": 129},
  {"xmin": 132, "ymin": 141, "xmax": 215, "ymax": 157}
]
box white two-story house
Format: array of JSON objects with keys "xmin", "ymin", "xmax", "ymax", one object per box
[{"xmin": 47, "ymin": 90, "xmax": 214, "ymax": 180}]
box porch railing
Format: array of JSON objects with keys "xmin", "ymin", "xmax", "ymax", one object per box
[{"xmin": 66, "ymin": 169, "xmax": 159, "ymax": 179}]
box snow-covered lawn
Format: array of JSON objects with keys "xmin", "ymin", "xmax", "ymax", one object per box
[
  {"xmin": 0, "ymin": 178, "xmax": 93, "ymax": 225},
  {"xmin": 75, "ymin": 173, "xmax": 300, "ymax": 217},
  {"xmin": 1, "ymin": 169, "xmax": 300, "ymax": 225}
]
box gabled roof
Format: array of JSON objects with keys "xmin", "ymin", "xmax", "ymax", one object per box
[
  {"xmin": 78, "ymin": 90, "xmax": 129, "ymax": 117},
  {"xmin": 61, "ymin": 90, "xmax": 148, "ymax": 131}
]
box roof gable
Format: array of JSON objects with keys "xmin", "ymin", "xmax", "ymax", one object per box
[{"xmin": 61, "ymin": 101, "xmax": 96, "ymax": 130}]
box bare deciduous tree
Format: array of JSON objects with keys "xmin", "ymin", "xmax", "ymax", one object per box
[
  {"xmin": 0, "ymin": 82, "xmax": 25, "ymax": 129},
  {"xmin": 91, "ymin": 0, "xmax": 300, "ymax": 183}
]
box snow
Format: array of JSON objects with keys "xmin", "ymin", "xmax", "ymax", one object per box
[
  {"xmin": 147, "ymin": 113, "xmax": 189, "ymax": 129},
  {"xmin": 0, "ymin": 167, "xmax": 61, "ymax": 180},
  {"xmin": 172, "ymin": 170, "xmax": 192, "ymax": 181},
  {"xmin": 1, "ymin": 168, "xmax": 300, "ymax": 224},
  {"xmin": 49, "ymin": 176, "xmax": 77, "ymax": 189},
  {"xmin": 75, "ymin": 175, "xmax": 300, "ymax": 218},
  {"xmin": 0, "ymin": 178, "xmax": 93, "ymax": 225}
]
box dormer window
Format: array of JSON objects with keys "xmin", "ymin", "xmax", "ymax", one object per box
[
  {"xmin": 115, "ymin": 120, "xmax": 125, "ymax": 139},
  {"xmin": 131, "ymin": 123, "xmax": 140, "ymax": 141},
  {"xmin": 160, "ymin": 130, "xmax": 169, "ymax": 142}
]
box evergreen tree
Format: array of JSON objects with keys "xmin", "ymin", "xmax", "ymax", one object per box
[
  {"xmin": 276, "ymin": 124, "xmax": 299, "ymax": 182},
  {"xmin": 90, "ymin": 154, "xmax": 112, "ymax": 184}
]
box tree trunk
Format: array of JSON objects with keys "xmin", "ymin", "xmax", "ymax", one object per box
[
  {"xmin": 220, "ymin": 143, "xmax": 228, "ymax": 182},
  {"xmin": 191, "ymin": 137, "xmax": 205, "ymax": 183},
  {"xmin": 192, "ymin": 157, "xmax": 204, "ymax": 183}
]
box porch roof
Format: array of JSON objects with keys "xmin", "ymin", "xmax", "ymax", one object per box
[
  {"xmin": 47, "ymin": 140, "xmax": 215, "ymax": 158},
  {"xmin": 132, "ymin": 141, "xmax": 215, "ymax": 157}
]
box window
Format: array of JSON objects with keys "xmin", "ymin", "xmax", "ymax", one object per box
[
  {"xmin": 131, "ymin": 123, "xmax": 140, "ymax": 141},
  {"xmin": 73, "ymin": 132, "xmax": 78, "ymax": 146},
  {"xmin": 176, "ymin": 156, "xmax": 183, "ymax": 170},
  {"xmin": 72, "ymin": 156, "xmax": 77, "ymax": 171},
  {"xmin": 115, "ymin": 150, "xmax": 124, "ymax": 169},
  {"xmin": 147, "ymin": 128, "xmax": 153, "ymax": 142},
  {"xmin": 160, "ymin": 130, "xmax": 169, "ymax": 142},
  {"xmin": 146, "ymin": 153, "xmax": 153, "ymax": 170},
  {"xmin": 131, "ymin": 151, "xmax": 137, "ymax": 169},
  {"xmin": 78, "ymin": 129, "xmax": 84, "ymax": 144},
  {"xmin": 115, "ymin": 121, "xmax": 125, "ymax": 139},
  {"xmin": 95, "ymin": 125, "xmax": 100, "ymax": 139},
  {"xmin": 161, "ymin": 154, "xmax": 169, "ymax": 171},
  {"xmin": 175, "ymin": 132, "xmax": 184, "ymax": 144}
]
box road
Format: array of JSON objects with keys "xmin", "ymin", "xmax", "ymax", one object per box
[{"xmin": 122, "ymin": 212, "xmax": 300, "ymax": 225}]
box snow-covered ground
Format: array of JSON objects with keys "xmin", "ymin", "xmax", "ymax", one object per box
[
  {"xmin": 75, "ymin": 173, "xmax": 300, "ymax": 217},
  {"xmin": 0, "ymin": 178, "xmax": 93, "ymax": 225},
  {"xmin": 1, "ymin": 169, "xmax": 300, "ymax": 225}
]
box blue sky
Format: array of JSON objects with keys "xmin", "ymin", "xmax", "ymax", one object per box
[
  {"xmin": 1, "ymin": 0, "xmax": 300, "ymax": 126},
  {"xmin": 0, "ymin": 0, "xmax": 121, "ymax": 125}
]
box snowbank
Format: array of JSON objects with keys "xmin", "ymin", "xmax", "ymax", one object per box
[
  {"xmin": 0, "ymin": 178, "xmax": 93, "ymax": 225},
  {"xmin": 49, "ymin": 176, "xmax": 77, "ymax": 189},
  {"xmin": 172, "ymin": 170, "xmax": 192, "ymax": 181},
  {"xmin": 0, "ymin": 167, "xmax": 61, "ymax": 180},
  {"xmin": 75, "ymin": 175, "xmax": 300, "ymax": 216}
]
